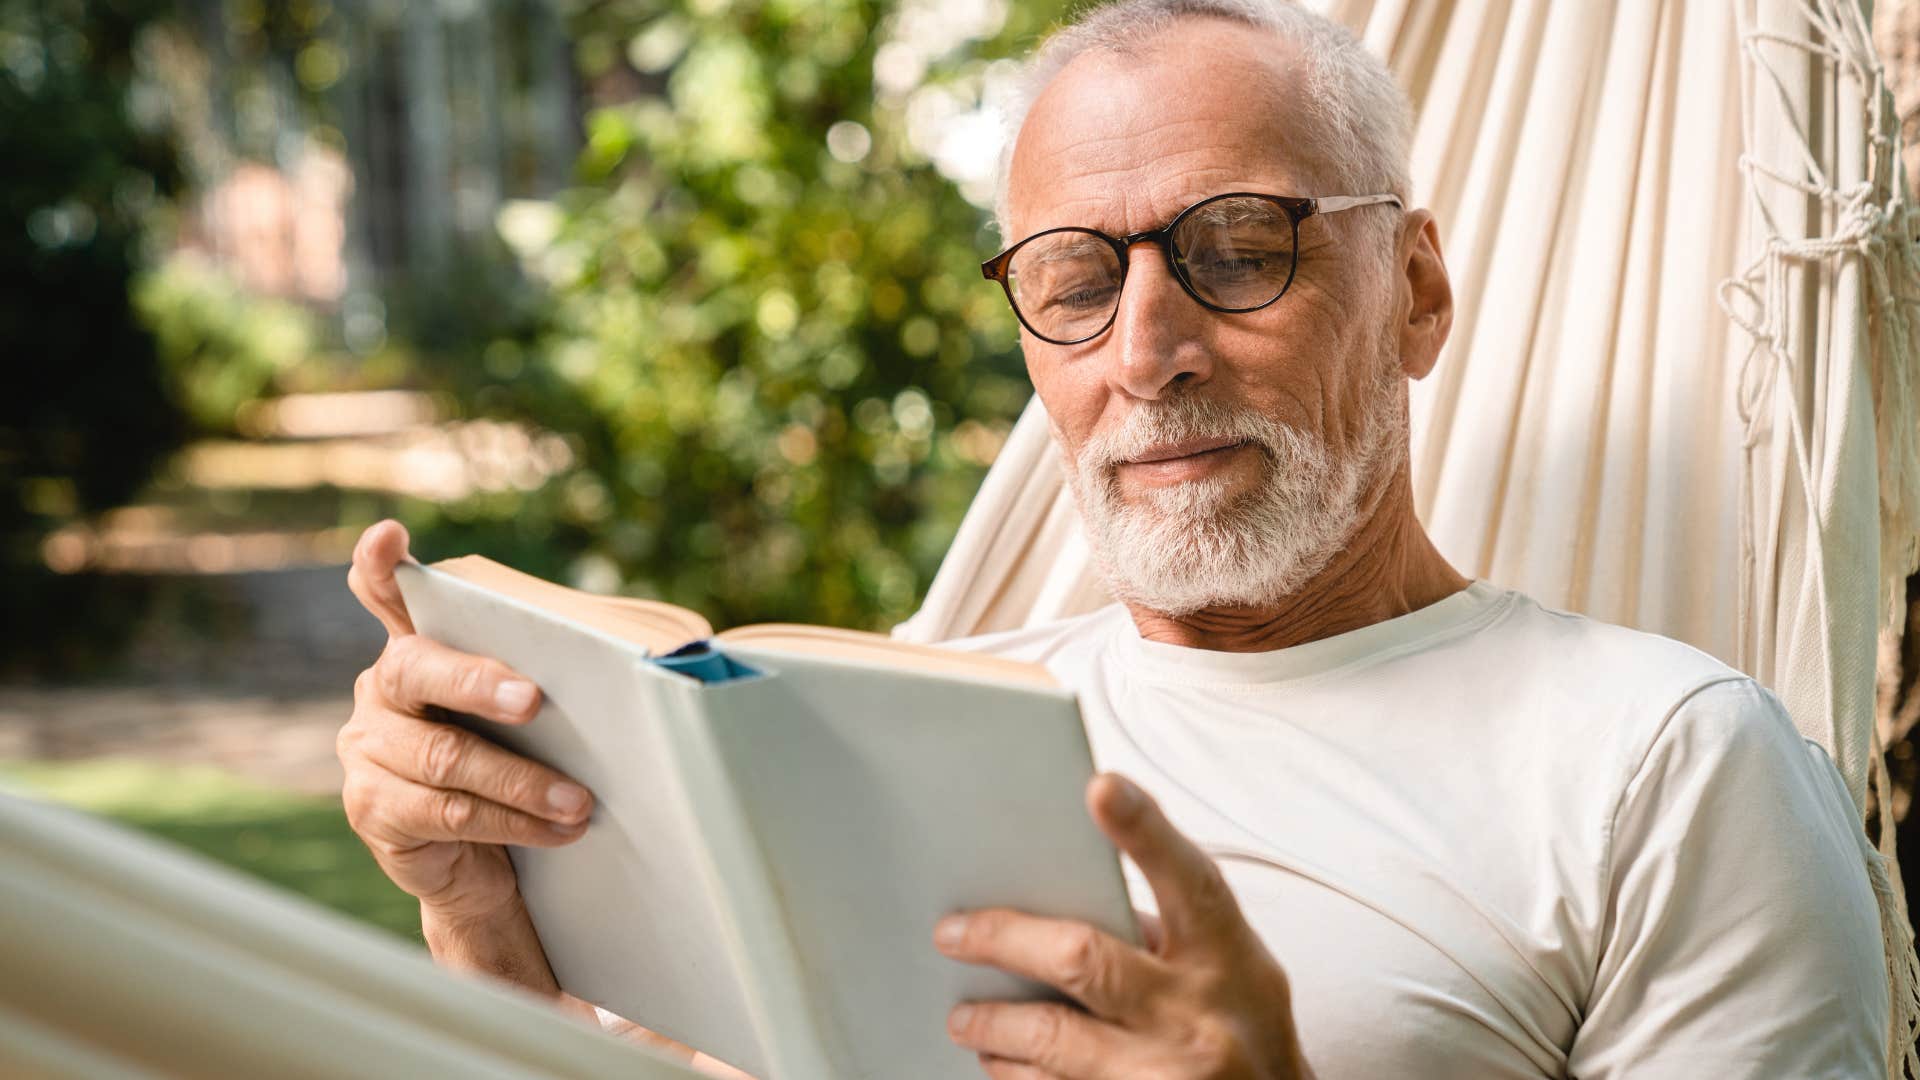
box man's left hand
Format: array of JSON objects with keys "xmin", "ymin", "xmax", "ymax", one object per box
[{"xmin": 933, "ymin": 773, "xmax": 1312, "ymax": 1080}]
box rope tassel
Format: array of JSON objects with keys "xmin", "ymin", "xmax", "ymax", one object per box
[{"xmin": 1722, "ymin": 1, "xmax": 1920, "ymax": 1074}]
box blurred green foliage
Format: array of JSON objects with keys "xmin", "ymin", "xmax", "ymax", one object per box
[
  {"xmin": 9, "ymin": 0, "xmax": 1079, "ymax": 667},
  {"xmin": 0, "ymin": 0, "xmax": 186, "ymax": 670},
  {"xmin": 134, "ymin": 258, "xmax": 319, "ymax": 431},
  {"xmin": 403, "ymin": 0, "xmax": 1068, "ymax": 630}
]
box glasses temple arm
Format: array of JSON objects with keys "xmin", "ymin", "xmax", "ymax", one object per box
[{"xmin": 1313, "ymin": 193, "xmax": 1404, "ymax": 215}]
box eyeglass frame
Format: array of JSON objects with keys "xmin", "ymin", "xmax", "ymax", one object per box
[{"xmin": 980, "ymin": 190, "xmax": 1404, "ymax": 346}]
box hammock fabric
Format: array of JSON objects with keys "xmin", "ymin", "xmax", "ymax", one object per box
[
  {"xmin": 898, "ymin": 0, "xmax": 1920, "ymax": 1073},
  {"xmin": 0, "ymin": 790, "xmax": 701, "ymax": 1078}
]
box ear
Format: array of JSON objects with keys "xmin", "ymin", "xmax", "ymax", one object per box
[{"xmin": 1396, "ymin": 209, "xmax": 1453, "ymax": 381}]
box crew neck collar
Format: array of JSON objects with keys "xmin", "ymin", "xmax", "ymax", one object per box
[{"xmin": 1109, "ymin": 580, "xmax": 1510, "ymax": 688}]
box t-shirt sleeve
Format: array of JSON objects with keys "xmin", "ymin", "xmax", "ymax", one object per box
[{"xmin": 1565, "ymin": 677, "xmax": 1887, "ymax": 1079}]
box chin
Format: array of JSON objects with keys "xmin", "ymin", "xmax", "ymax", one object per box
[{"xmin": 1087, "ymin": 499, "xmax": 1350, "ymax": 618}]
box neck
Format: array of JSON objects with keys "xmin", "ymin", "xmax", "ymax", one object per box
[{"xmin": 1124, "ymin": 466, "xmax": 1470, "ymax": 652}]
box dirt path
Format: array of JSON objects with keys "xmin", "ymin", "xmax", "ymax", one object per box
[{"xmin": 0, "ymin": 565, "xmax": 384, "ymax": 796}]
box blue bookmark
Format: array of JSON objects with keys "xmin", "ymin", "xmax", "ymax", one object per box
[{"xmin": 650, "ymin": 640, "xmax": 759, "ymax": 684}]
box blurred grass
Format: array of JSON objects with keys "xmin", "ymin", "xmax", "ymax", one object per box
[{"xmin": 0, "ymin": 758, "xmax": 422, "ymax": 943}]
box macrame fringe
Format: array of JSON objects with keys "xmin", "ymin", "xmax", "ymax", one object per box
[
  {"xmin": 1721, "ymin": 2, "xmax": 1920, "ymax": 1074},
  {"xmin": 1872, "ymin": 747, "xmax": 1920, "ymax": 1078}
]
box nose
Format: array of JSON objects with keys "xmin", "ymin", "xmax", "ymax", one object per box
[{"xmin": 1107, "ymin": 241, "xmax": 1214, "ymax": 400}]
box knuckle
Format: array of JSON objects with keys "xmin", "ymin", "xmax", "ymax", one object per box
[
  {"xmin": 418, "ymin": 723, "xmax": 469, "ymax": 788},
  {"xmin": 375, "ymin": 639, "xmax": 415, "ymax": 705},
  {"xmin": 499, "ymin": 763, "xmax": 547, "ymax": 814},
  {"xmin": 339, "ymin": 771, "xmax": 373, "ymax": 830},
  {"xmin": 334, "ymin": 719, "xmax": 361, "ymax": 763},
  {"xmin": 1181, "ymin": 1019, "xmax": 1244, "ymax": 1076},
  {"xmin": 1022, "ymin": 1004, "xmax": 1067, "ymax": 1061},
  {"xmin": 962, "ymin": 910, "xmax": 1006, "ymax": 953},
  {"xmin": 1189, "ymin": 859, "xmax": 1238, "ymax": 921},
  {"xmin": 449, "ymin": 659, "xmax": 491, "ymax": 706},
  {"xmin": 1051, "ymin": 924, "xmax": 1103, "ymax": 994},
  {"xmin": 352, "ymin": 666, "xmax": 377, "ymax": 704},
  {"xmin": 432, "ymin": 788, "xmax": 478, "ymax": 835}
]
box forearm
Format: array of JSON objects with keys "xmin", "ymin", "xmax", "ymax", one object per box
[
  {"xmin": 421, "ymin": 897, "xmax": 738, "ymax": 1073},
  {"xmin": 419, "ymin": 895, "xmax": 591, "ymax": 1020}
]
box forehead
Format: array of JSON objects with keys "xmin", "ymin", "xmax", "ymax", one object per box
[{"xmin": 1006, "ymin": 19, "xmax": 1318, "ymax": 239}]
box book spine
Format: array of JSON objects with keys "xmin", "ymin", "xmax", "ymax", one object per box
[{"xmin": 657, "ymin": 677, "xmax": 840, "ymax": 1080}]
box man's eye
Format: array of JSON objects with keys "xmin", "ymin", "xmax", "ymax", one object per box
[{"xmin": 1042, "ymin": 281, "xmax": 1119, "ymax": 312}]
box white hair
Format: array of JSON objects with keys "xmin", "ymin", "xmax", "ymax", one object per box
[{"xmin": 992, "ymin": 0, "xmax": 1413, "ymax": 241}]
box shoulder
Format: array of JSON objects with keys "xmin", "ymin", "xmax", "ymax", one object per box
[
  {"xmin": 1463, "ymin": 589, "xmax": 1776, "ymax": 758},
  {"xmin": 1481, "ymin": 588, "xmax": 1744, "ymax": 695}
]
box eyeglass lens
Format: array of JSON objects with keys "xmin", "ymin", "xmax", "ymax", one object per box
[{"xmin": 1005, "ymin": 195, "xmax": 1299, "ymax": 343}]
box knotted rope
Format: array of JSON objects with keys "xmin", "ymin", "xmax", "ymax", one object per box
[{"xmin": 1718, "ymin": 2, "xmax": 1920, "ymax": 1074}]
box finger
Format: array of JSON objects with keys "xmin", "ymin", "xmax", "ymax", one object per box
[
  {"xmin": 1134, "ymin": 910, "xmax": 1165, "ymax": 953},
  {"xmin": 1087, "ymin": 773, "xmax": 1245, "ymax": 953},
  {"xmin": 351, "ymin": 704, "xmax": 592, "ymax": 825},
  {"xmin": 348, "ymin": 519, "xmax": 416, "ymax": 638},
  {"xmin": 978, "ymin": 1055, "xmax": 1061, "ymax": 1080},
  {"xmin": 374, "ymin": 632, "xmax": 543, "ymax": 725},
  {"xmin": 689, "ymin": 1052, "xmax": 758, "ymax": 1079},
  {"xmin": 355, "ymin": 767, "xmax": 589, "ymax": 849},
  {"xmin": 948, "ymin": 1000, "xmax": 1139, "ymax": 1080},
  {"xmin": 934, "ymin": 908, "xmax": 1167, "ymax": 1021}
]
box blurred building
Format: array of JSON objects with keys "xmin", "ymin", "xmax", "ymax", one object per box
[
  {"xmin": 1882, "ymin": 0, "xmax": 1920, "ymax": 198},
  {"xmin": 176, "ymin": 0, "xmax": 580, "ymax": 312}
]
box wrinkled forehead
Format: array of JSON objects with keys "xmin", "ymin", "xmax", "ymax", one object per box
[{"xmin": 1005, "ymin": 21, "xmax": 1323, "ymax": 240}]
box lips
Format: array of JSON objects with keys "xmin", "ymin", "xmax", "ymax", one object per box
[{"xmin": 1121, "ymin": 436, "xmax": 1249, "ymax": 465}]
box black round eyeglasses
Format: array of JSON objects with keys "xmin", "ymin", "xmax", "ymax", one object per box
[{"xmin": 980, "ymin": 190, "xmax": 1402, "ymax": 346}]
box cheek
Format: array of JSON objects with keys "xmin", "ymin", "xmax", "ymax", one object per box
[
  {"xmin": 1207, "ymin": 315, "xmax": 1332, "ymax": 423},
  {"xmin": 1024, "ymin": 343, "xmax": 1108, "ymax": 447}
]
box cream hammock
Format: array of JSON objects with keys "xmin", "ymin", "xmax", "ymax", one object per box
[
  {"xmin": 895, "ymin": 0, "xmax": 1920, "ymax": 1073},
  {"xmin": 0, "ymin": 788, "xmax": 704, "ymax": 1078}
]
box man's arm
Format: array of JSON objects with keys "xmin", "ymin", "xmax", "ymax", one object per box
[{"xmin": 1566, "ymin": 677, "xmax": 1886, "ymax": 1078}]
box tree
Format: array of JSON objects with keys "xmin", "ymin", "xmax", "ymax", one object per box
[
  {"xmin": 409, "ymin": 0, "xmax": 1070, "ymax": 631},
  {"xmin": 0, "ymin": 0, "xmax": 185, "ymax": 672}
]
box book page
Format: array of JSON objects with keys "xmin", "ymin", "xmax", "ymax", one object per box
[
  {"xmin": 716, "ymin": 624, "xmax": 1056, "ymax": 689},
  {"xmin": 430, "ymin": 555, "xmax": 712, "ymax": 655},
  {"xmin": 428, "ymin": 556, "xmax": 1056, "ymax": 694}
]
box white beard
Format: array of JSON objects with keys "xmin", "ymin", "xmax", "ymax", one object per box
[{"xmin": 1060, "ymin": 363, "xmax": 1407, "ymax": 617}]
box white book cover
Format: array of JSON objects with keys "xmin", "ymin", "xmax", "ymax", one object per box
[{"xmin": 397, "ymin": 560, "xmax": 1138, "ymax": 1080}]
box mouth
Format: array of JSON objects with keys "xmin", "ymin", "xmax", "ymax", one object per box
[{"xmin": 1121, "ymin": 436, "xmax": 1251, "ymax": 465}]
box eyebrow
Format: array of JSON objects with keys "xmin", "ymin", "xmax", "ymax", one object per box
[{"xmin": 1021, "ymin": 233, "xmax": 1115, "ymax": 265}]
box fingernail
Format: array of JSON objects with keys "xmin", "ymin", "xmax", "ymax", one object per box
[
  {"xmin": 547, "ymin": 782, "xmax": 590, "ymax": 818},
  {"xmin": 495, "ymin": 680, "xmax": 538, "ymax": 716},
  {"xmin": 947, "ymin": 1004, "xmax": 974, "ymax": 1036},
  {"xmin": 934, "ymin": 916, "xmax": 967, "ymax": 951},
  {"xmin": 1109, "ymin": 775, "xmax": 1143, "ymax": 816},
  {"xmin": 549, "ymin": 819, "xmax": 588, "ymax": 839}
]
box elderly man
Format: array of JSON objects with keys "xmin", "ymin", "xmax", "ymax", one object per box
[{"xmin": 339, "ymin": 0, "xmax": 1889, "ymax": 1076}]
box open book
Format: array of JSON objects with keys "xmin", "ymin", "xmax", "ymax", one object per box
[{"xmin": 395, "ymin": 556, "xmax": 1138, "ymax": 1080}]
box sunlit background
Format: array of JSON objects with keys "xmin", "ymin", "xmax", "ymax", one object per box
[{"xmin": 1, "ymin": 0, "xmax": 1076, "ymax": 939}]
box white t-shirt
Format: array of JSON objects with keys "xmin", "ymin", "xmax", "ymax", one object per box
[{"xmin": 947, "ymin": 581, "xmax": 1887, "ymax": 1079}]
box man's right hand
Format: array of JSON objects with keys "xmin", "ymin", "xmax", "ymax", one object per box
[
  {"xmin": 338, "ymin": 520, "xmax": 595, "ymax": 927},
  {"xmin": 338, "ymin": 522, "xmax": 759, "ymax": 1077}
]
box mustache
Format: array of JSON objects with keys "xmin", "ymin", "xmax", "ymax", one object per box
[{"xmin": 1075, "ymin": 395, "xmax": 1287, "ymax": 473}]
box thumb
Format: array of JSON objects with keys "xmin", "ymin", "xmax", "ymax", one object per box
[{"xmin": 346, "ymin": 519, "xmax": 416, "ymax": 638}]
